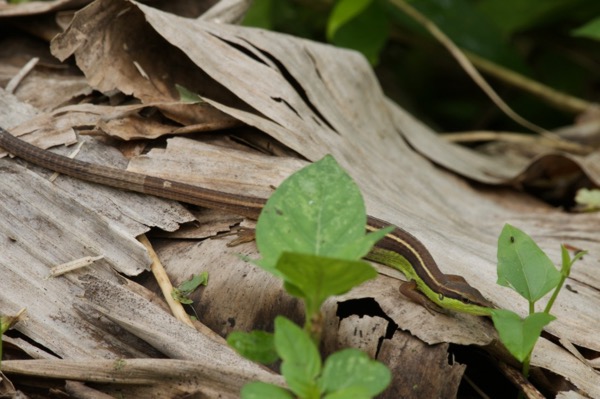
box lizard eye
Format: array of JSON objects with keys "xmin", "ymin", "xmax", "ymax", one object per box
[
  {"xmin": 438, "ymin": 293, "xmax": 444, "ymax": 301},
  {"xmin": 462, "ymin": 297, "xmax": 472, "ymax": 304}
]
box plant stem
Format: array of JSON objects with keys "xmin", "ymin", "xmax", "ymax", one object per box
[
  {"xmin": 522, "ymin": 351, "xmax": 532, "ymax": 378},
  {"xmin": 515, "ymin": 351, "xmax": 533, "ymax": 399},
  {"xmin": 544, "ymin": 248, "xmax": 587, "ymax": 314},
  {"xmin": 528, "ymin": 301, "xmax": 535, "ymax": 315},
  {"xmin": 306, "ymin": 311, "xmax": 323, "ymax": 345}
]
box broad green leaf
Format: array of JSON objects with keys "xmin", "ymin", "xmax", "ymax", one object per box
[
  {"xmin": 276, "ymin": 252, "xmax": 377, "ymax": 315},
  {"xmin": 227, "ymin": 330, "xmax": 278, "ymax": 364},
  {"xmin": 497, "ymin": 224, "xmax": 561, "ymax": 302},
  {"xmin": 241, "ymin": 382, "xmax": 294, "ymax": 399},
  {"xmin": 318, "ymin": 348, "xmax": 391, "ymax": 396},
  {"xmin": 327, "ymin": 0, "xmax": 373, "ymax": 39},
  {"xmin": 274, "ymin": 317, "xmax": 322, "ymax": 398},
  {"xmin": 256, "ymin": 155, "xmax": 375, "ymax": 273},
  {"xmin": 490, "ymin": 309, "xmax": 555, "ymax": 362},
  {"xmin": 390, "ymin": 0, "xmax": 528, "ymax": 71},
  {"xmin": 329, "ymin": 225, "xmax": 393, "ymax": 266}
]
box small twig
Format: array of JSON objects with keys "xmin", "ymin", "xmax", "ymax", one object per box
[
  {"xmin": 388, "ymin": 0, "xmax": 558, "ymax": 139},
  {"xmin": 466, "ymin": 52, "xmax": 591, "ymax": 115},
  {"xmin": 444, "ymin": 131, "xmax": 592, "ymax": 155},
  {"xmin": 49, "ymin": 137, "xmax": 85, "ymax": 182},
  {"xmin": 47, "ymin": 255, "xmax": 105, "ymax": 278},
  {"xmin": 5, "ymin": 57, "xmax": 39, "ymax": 94},
  {"xmin": 462, "ymin": 374, "xmax": 491, "ymax": 399},
  {"xmin": 496, "ymin": 361, "xmax": 546, "ymax": 399},
  {"xmin": 133, "ymin": 60, "xmax": 149, "ymax": 80},
  {"xmin": 558, "ymin": 337, "xmax": 592, "ymax": 367},
  {"xmin": 138, "ymin": 234, "xmax": 195, "ymax": 328}
]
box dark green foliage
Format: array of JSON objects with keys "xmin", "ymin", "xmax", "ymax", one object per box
[{"xmin": 244, "ymin": 0, "xmax": 600, "ymax": 131}]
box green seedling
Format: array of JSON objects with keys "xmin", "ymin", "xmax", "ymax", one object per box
[
  {"xmin": 228, "ymin": 155, "xmax": 391, "ymax": 398},
  {"xmin": 171, "ymin": 272, "xmax": 208, "ymax": 305},
  {"xmin": 492, "ymin": 224, "xmax": 586, "ymax": 381},
  {"xmin": 237, "ymin": 316, "xmax": 390, "ymax": 399}
]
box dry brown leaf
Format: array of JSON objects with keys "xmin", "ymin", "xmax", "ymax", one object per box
[
  {"xmin": 379, "ymin": 332, "xmax": 465, "ymax": 398},
  {"xmin": 0, "ymin": 102, "xmax": 234, "ymax": 148},
  {"xmin": 0, "ymin": 88, "xmax": 38, "ymax": 129},
  {"xmin": 0, "ymin": 0, "xmax": 91, "ymax": 17},
  {"xmin": 400, "ymin": 101, "xmax": 600, "ymax": 187},
  {"xmin": 98, "ymin": 102, "xmax": 244, "ymax": 139},
  {"xmin": 150, "ymin": 237, "xmax": 303, "ymax": 337},
  {"xmin": 48, "ymin": 2, "xmax": 595, "ymax": 394},
  {"xmin": 2, "ymin": 357, "xmax": 282, "ymax": 399},
  {"xmin": 329, "ymin": 315, "xmax": 387, "ymax": 357},
  {"xmin": 128, "ymin": 136, "xmax": 307, "ymax": 198},
  {"xmin": 0, "ymin": 34, "xmax": 92, "ymax": 110}
]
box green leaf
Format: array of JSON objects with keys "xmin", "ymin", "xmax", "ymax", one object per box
[
  {"xmin": 274, "ymin": 316, "xmax": 322, "ymax": 398},
  {"xmin": 572, "ymin": 17, "xmax": 600, "ymax": 41},
  {"xmin": 256, "ymin": 155, "xmax": 380, "ymax": 274},
  {"xmin": 227, "ymin": 330, "xmax": 279, "ymax": 364},
  {"xmin": 0, "ymin": 316, "xmax": 8, "ymax": 335},
  {"xmin": 323, "ymin": 388, "xmax": 370, "ymax": 399},
  {"xmin": 318, "ymin": 348, "xmax": 391, "ymax": 396},
  {"xmin": 560, "ymin": 245, "xmax": 570, "ymax": 277},
  {"xmin": 1, "ymin": 309, "xmax": 26, "ymax": 368},
  {"xmin": 574, "ymin": 188, "xmax": 600, "ymax": 211},
  {"xmin": 329, "ymin": 0, "xmax": 389, "ymax": 64},
  {"xmin": 241, "ymin": 382, "xmax": 294, "ymax": 399},
  {"xmin": 490, "ymin": 309, "xmax": 555, "ymax": 362},
  {"xmin": 171, "ymin": 273, "xmax": 208, "ymax": 304},
  {"xmin": 327, "ymin": 0, "xmax": 372, "ymax": 39},
  {"xmin": 276, "ymin": 252, "xmax": 377, "ymax": 315},
  {"xmin": 478, "ymin": 0, "xmax": 586, "ymax": 36},
  {"xmin": 176, "ymin": 84, "xmax": 204, "ymax": 104},
  {"xmin": 242, "ymin": 0, "xmax": 275, "ymax": 29},
  {"xmin": 171, "ymin": 289, "xmax": 193, "ymax": 304},
  {"xmin": 178, "ymin": 273, "xmax": 208, "ymax": 293},
  {"xmin": 497, "ymin": 224, "xmax": 561, "ymax": 302},
  {"xmin": 564, "ymin": 245, "xmax": 588, "ymax": 269},
  {"xmin": 391, "ymin": 0, "xmax": 528, "ymax": 71}
]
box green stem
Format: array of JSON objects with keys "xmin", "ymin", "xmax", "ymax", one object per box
[
  {"xmin": 0, "ymin": 322, "xmax": 3, "ymax": 370},
  {"xmin": 305, "ymin": 311, "xmax": 323, "ymax": 346},
  {"xmin": 304, "ymin": 314, "xmax": 313, "ymax": 336},
  {"xmin": 515, "ymin": 350, "xmax": 533, "ymax": 399},
  {"xmin": 543, "ymin": 274, "xmax": 566, "ymax": 315},
  {"xmin": 545, "ymin": 248, "xmax": 587, "ymax": 314},
  {"xmin": 521, "ymin": 351, "xmax": 532, "ymax": 378}
]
